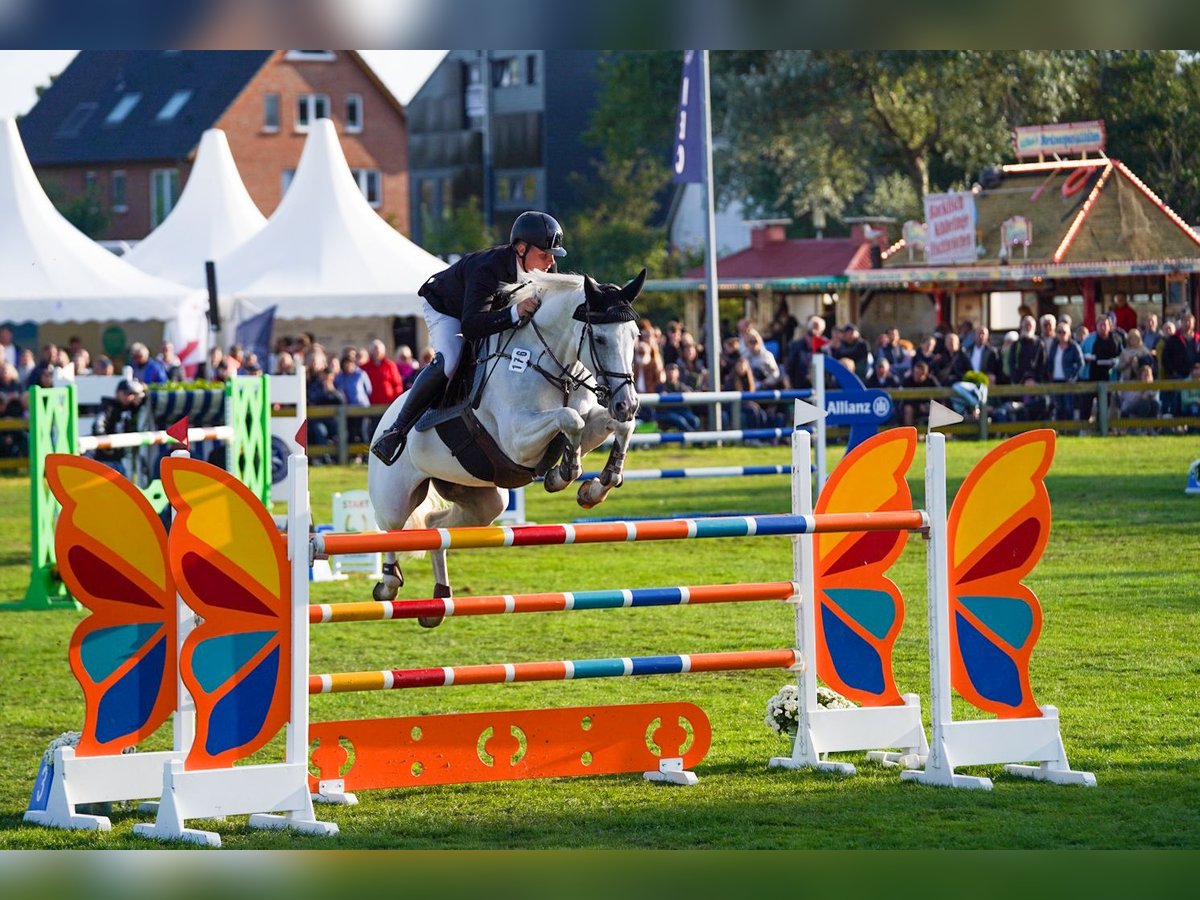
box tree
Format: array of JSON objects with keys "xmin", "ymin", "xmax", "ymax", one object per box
[
  {"xmin": 1075, "ymin": 51, "xmax": 1200, "ymax": 224},
  {"xmin": 43, "ymin": 179, "xmax": 109, "ymax": 239},
  {"xmin": 419, "ymin": 196, "xmax": 494, "ymax": 259},
  {"xmin": 564, "ymin": 150, "xmax": 670, "ymax": 283},
  {"xmin": 716, "ymin": 51, "xmax": 1087, "ymax": 228}
]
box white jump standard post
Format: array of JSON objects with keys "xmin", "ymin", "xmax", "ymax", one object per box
[
  {"xmin": 769, "ymin": 402, "xmax": 928, "ymax": 776},
  {"xmin": 901, "ymin": 425, "xmax": 1096, "ymax": 790},
  {"xmin": 132, "ymin": 453, "xmax": 338, "ymax": 846}
]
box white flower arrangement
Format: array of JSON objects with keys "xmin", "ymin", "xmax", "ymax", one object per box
[
  {"xmin": 42, "ymin": 731, "xmax": 81, "ymax": 766},
  {"xmin": 765, "ymin": 684, "xmax": 855, "ymax": 737},
  {"xmin": 41, "ymin": 731, "xmax": 135, "ymax": 766}
]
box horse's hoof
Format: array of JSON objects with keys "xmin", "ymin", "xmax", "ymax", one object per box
[
  {"xmin": 418, "ymin": 616, "xmax": 445, "ymax": 629},
  {"xmin": 372, "ymin": 581, "xmax": 397, "ymax": 602},
  {"xmin": 576, "ymin": 479, "xmax": 607, "ymax": 509}
]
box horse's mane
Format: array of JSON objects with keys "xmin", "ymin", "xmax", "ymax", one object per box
[{"xmin": 501, "ymin": 270, "xmax": 584, "ymax": 302}]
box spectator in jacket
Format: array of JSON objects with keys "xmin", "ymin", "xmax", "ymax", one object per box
[
  {"xmin": 899, "ymin": 360, "xmax": 940, "ymax": 427},
  {"xmin": 1116, "ymin": 329, "xmax": 1157, "ymax": 381},
  {"xmin": 1045, "ymin": 322, "xmax": 1084, "ymax": 421},
  {"xmin": 362, "ymin": 339, "xmax": 404, "ymax": 407},
  {"xmin": 963, "ymin": 326, "xmax": 1001, "ymax": 383},
  {"xmin": 1082, "ymin": 315, "xmax": 1122, "ymax": 421},
  {"xmin": 835, "ymin": 323, "xmax": 871, "ymax": 380},
  {"xmin": 1009, "ymin": 315, "xmax": 1046, "ymax": 385}
]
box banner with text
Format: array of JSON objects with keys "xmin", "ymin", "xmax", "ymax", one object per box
[
  {"xmin": 671, "ymin": 50, "xmax": 703, "ymax": 184},
  {"xmin": 923, "ymin": 191, "xmax": 977, "ymax": 265}
]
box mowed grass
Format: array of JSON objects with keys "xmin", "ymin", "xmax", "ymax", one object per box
[{"xmin": 0, "ymin": 433, "xmax": 1197, "ymax": 849}]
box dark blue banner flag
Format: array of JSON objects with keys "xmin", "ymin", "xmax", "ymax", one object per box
[
  {"xmin": 234, "ymin": 305, "xmax": 277, "ymax": 370},
  {"xmin": 672, "ymin": 50, "xmax": 703, "ymax": 184}
]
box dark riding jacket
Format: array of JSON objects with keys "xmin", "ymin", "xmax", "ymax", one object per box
[{"xmin": 418, "ymin": 244, "xmax": 557, "ymax": 342}]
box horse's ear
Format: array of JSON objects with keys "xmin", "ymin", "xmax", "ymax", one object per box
[
  {"xmin": 584, "ymin": 274, "xmax": 601, "ymax": 304},
  {"xmin": 622, "ymin": 269, "xmax": 647, "ymax": 302}
]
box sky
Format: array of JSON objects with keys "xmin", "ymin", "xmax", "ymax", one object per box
[{"xmin": 0, "ymin": 50, "xmax": 448, "ymax": 120}]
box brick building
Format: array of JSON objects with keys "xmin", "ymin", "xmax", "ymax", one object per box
[{"xmin": 18, "ymin": 50, "xmax": 410, "ymax": 243}]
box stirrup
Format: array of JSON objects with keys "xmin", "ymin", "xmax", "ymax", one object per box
[{"xmin": 370, "ymin": 428, "xmax": 406, "ymax": 465}]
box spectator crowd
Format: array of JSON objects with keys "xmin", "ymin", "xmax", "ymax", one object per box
[{"xmin": 2, "ymin": 297, "xmax": 1198, "ymax": 462}]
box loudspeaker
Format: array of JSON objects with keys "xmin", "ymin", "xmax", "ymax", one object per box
[{"xmin": 205, "ymin": 260, "xmax": 221, "ymax": 331}]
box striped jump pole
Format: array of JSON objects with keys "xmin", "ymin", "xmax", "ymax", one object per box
[
  {"xmin": 310, "ymin": 581, "xmax": 800, "ymax": 624},
  {"xmin": 309, "ymin": 648, "xmax": 802, "ymax": 695},
  {"xmin": 617, "ymin": 427, "xmax": 797, "ymax": 447},
  {"xmin": 636, "ymin": 388, "xmax": 814, "ymax": 407},
  {"xmin": 313, "ymin": 510, "xmax": 927, "ymax": 557},
  {"xmin": 577, "ymin": 464, "xmax": 793, "ymax": 483},
  {"xmin": 78, "ymin": 426, "xmax": 234, "ymax": 453}
]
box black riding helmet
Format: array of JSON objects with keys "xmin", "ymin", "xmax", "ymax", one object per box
[{"xmin": 510, "ymin": 210, "xmax": 567, "ymax": 258}]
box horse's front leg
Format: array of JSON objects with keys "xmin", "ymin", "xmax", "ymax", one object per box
[
  {"xmin": 510, "ymin": 408, "xmax": 585, "ymax": 493},
  {"xmin": 576, "ymin": 412, "xmax": 633, "ymax": 509}
]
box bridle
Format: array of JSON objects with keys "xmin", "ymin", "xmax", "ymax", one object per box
[{"xmin": 484, "ymin": 281, "xmax": 635, "ymax": 409}]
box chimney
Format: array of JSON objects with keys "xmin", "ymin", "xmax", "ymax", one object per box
[{"xmin": 750, "ymin": 221, "xmax": 789, "ymax": 250}]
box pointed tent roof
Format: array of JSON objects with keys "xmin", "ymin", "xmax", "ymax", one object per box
[
  {"xmin": 216, "ymin": 118, "xmax": 446, "ymax": 319},
  {"xmin": 125, "ymin": 128, "xmax": 267, "ymax": 288},
  {"xmin": 0, "ymin": 118, "xmax": 196, "ymax": 324}
]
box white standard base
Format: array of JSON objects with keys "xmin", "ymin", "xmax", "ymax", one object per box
[
  {"xmin": 643, "ymin": 758, "xmax": 698, "ymax": 786},
  {"xmin": 132, "ymin": 759, "xmax": 338, "ymax": 847},
  {"xmin": 768, "ymin": 694, "xmax": 929, "ymax": 777},
  {"xmin": 901, "ymin": 705, "xmax": 1096, "ymax": 790},
  {"xmin": 313, "ymin": 779, "xmax": 359, "ymax": 805},
  {"xmin": 24, "ymin": 747, "xmax": 187, "ymax": 832}
]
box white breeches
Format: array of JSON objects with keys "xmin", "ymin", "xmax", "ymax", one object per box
[{"xmin": 422, "ymin": 299, "xmax": 466, "ymax": 376}]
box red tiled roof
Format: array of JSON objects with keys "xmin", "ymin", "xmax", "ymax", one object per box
[{"xmin": 685, "ymin": 238, "xmax": 871, "ymax": 280}]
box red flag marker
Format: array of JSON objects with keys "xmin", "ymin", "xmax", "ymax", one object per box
[
  {"xmin": 295, "ymin": 420, "xmax": 308, "ymax": 450},
  {"xmin": 166, "ymin": 417, "xmax": 190, "ymax": 451}
]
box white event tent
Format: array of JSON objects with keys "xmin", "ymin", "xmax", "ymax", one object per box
[
  {"xmin": 124, "ymin": 128, "xmax": 266, "ymax": 289},
  {"xmin": 0, "ymin": 119, "xmax": 198, "ymax": 338},
  {"xmin": 215, "ymin": 118, "xmax": 446, "ymax": 348}
]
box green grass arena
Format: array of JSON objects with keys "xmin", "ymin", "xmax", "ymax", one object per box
[{"xmin": 1, "ymin": 435, "xmax": 1197, "ymax": 849}]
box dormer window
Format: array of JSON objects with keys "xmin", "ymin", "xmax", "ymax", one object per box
[
  {"xmin": 156, "ymin": 90, "xmax": 192, "ymax": 121},
  {"xmin": 105, "ymin": 93, "xmax": 141, "ymax": 125},
  {"xmin": 285, "ymin": 50, "xmax": 336, "ymax": 62}
]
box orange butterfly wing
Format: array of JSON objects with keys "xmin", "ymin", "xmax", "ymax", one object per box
[
  {"xmin": 162, "ymin": 456, "xmax": 291, "ymax": 769},
  {"xmin": 813, "ymin": 428, "xmax": 916, "ymax": 706},
  {"xmin": 947, "ymin": 430, "xmax": 1054, "ymax": 719},
  {"xmin": 46, "ymin": 455, "xmax": 176, "ymax": 755}
]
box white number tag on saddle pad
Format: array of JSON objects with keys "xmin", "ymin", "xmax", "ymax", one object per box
[{"xmin": 509, "ymin": 348, "xmax": 531, "ymax": 373}]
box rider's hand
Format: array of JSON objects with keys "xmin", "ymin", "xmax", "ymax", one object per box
[{"xmin": 515, "ymin": 295, "xmax": 541, "ymax": 324}]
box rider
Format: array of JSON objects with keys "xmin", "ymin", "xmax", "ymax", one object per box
[{"xmin": 370, "ymin": 210, "xmax": 567, "ymax": 465}]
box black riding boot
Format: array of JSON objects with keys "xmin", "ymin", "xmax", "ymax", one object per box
[{"xmin": 370, "ymin": 357, "xmax": 449, "ymax": 465}]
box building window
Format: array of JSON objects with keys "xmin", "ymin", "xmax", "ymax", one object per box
[
  {"xmin": 156, "ymin": 89, "xmax": 192, "ymax": 121},
  {"xmin": 262, "ymin": 93, "xmax": 280, "ymax": 132},
  {"xmin": 440, "ymin": 179, "xmax": 453, "ymax": 219},
  {"xmin": 419, "ymin": 179, "xmax": 434, "ymax": 221},
  {"xmin": 345, "ymin": 94, "xmax": 363, "ymax": 133},
  {"xmin": 495, "ymin": 176, "xmax": 511, "ymax": 202},
  {"xmin": 105, "ymin": 92, "xmax": 141, "ymax": 125},
  {"xmin": 353, "ymin": 168, "xmax": 382, "ymax": 208},
  {"xmin": 281, "ymin": 168, "xmax": 295, "ymax": 196},
  {"xmin": 491, "ymin": 57, "xmax": 521, "ymax": 88},
  {"xmin": 285, "ymin": 50, "xmax": 336, "ymax": 61},
  {"xmin": 295, "ymin": 94, "xmax": 330, "ymax": 132},
  {"xmin": 526, "ymin": 54, "xmax": 537, "ymax": 85},
  {"xmin": 84, "ymin": 170, "xmax": 97, "ymax": 190},
  {"xmin": 150, "ymin": 168, "xmax": 179, "ymax": 227},
  {"xmin": 56, "ymin": 102, "xmax": 97, "ymax": 138},
  {"xmin": 112, "ymin": 170, "xmax": 127, "ymax": 212}
]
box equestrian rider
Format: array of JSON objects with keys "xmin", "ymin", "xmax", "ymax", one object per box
[{"xmin": 370, "ymin": 210, "xmax": 567, "ymax": 465}]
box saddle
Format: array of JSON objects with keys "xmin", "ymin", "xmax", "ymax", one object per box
[{"xmin": 414, "ymin": 339, "xmax": 566, "ymax": 489}]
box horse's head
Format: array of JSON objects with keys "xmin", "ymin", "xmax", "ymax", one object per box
[{"xmin": 577, "ymin": 269, "xmax": 645, "ymax": 423}]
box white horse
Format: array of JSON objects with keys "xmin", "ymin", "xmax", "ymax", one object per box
[{"xmin": 366, "ymin": 268, "xmax": 644, "ymax": 621}]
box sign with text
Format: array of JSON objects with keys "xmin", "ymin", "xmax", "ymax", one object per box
[
  {"xmin": 1014, "ymin": 120, "xmax": 1106, "ymax": 160},
  {"xmin": 923, "ymin": 191, "xmax": 978, "ymax": 265}
]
